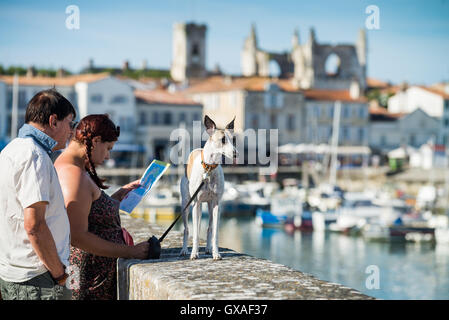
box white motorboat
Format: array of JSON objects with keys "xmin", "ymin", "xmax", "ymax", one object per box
[{"xmin": 312, "ymin": 210, "xmax": 338, "ymax": 231}]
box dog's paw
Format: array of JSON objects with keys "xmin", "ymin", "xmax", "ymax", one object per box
[
  {"xmin": 212, "ymin": 252, "xmax": 222, "ymax": 260},
  {"xmin": 179, "ymin": 248, "xmax": 189, "ymax": 256},
  {"xmin": 190, "ymin": 252, "xmax": 199, "ymax": 260}
]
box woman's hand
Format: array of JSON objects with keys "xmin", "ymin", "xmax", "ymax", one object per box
[
  {"xmin": 129, "ymin": 241, "xmax": 150, "ymax": 259},
  {"xmin": 111, "ymin": 179, "xmax": 141, "ymax": 202}
]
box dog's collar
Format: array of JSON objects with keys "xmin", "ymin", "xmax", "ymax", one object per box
[{"xmin": 201, "ymin": 150, "xmax": 218, "ymax": 172}]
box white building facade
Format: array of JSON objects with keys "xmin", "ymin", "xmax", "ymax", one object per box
[
  {"xmin": 0, "ymin": 74, "xmax": 136, "ymax": 147},
  {"xmin": 369, "ymin": 108, "xmax": 440, "ymax": 153},
  {"xmin": 388, "ymin": 85, "xmax": 449, "ymax": 145},
  {"xmin": 303, "ymin": 88, "xmax": 369, "ymax": 146},
  {"xmin": 75, "ymin": 76, "xmax": 136, "ymax": 143},
  {"xmin": 134, "ymin": 89, "xmax": 203, "ymax": 164}
]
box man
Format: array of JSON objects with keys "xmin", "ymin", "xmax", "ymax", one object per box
[{"xmin": 0, "ymin": 89, "xmax": 76, "ymax": 300}]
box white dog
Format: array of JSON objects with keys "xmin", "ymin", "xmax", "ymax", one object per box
[{"xmin": 180, "ymin": 115, "xmax": 238, "ymax": 260}]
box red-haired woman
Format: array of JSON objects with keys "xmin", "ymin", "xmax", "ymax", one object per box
[{"xmin": 55, "ymin": 114, "xmax": 149, "ymax": 300}]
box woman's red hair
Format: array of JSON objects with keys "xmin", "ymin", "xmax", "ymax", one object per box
[{"xmin": 73, "ymin": 114, "xmax": 120, "ymax": 189}]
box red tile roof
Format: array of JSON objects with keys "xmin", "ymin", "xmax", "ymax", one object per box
[
  {"xmin": 0, "ymin": 73, "xmax": 110, "ymax": 86},
  {"xmin": 185, "ymin": 76, "xmax": 367, "ymax": 102},
  {"xmin": 135, "ymin": 89, "xmax": 201, "ymax": 106},
  {"xmin": 367, "ymin": 77, "xmax": 391, "ymax": 88},
  {"xmin": 417, "ymin": 86, "xmax": 449, "ymax": 100},
  {"xmin": 184, "ymin": 76, "xmax": 298, "ymax": 93},
  {"xmin": 303, "ymin": 89, "xmax": 367, "ymax": 103}
]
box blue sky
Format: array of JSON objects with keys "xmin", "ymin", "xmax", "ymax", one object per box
[{"xmin": 0, "ymin": 0, "xmax": 448, "ymax": 85}]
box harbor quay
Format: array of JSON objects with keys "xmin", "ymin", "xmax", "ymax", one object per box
[{"xmin": 117, "ymin": 212, "xmax": 374, "ymax": 300}]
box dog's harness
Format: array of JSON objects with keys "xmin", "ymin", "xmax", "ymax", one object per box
[{"xmin": 201, "ymin": 150, "xmax": 218, "ymax": 173}]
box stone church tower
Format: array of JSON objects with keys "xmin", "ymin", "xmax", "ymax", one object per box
[{"xmin": 170, "ymin": 22, "xmax": 207, "ymax": 82}]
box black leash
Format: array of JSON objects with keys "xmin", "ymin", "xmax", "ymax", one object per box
[
  {"xmin": 158, "ymin": 180, "xmax": 205, "ymax": 242},
  {"xmin": 147, "ymin": 180, "xmax": 205, "ymax": 259}
]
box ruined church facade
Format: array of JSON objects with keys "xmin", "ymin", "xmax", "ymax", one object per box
[{"xmin": 241, "ymin": 25, "xmax": 367, "ymax": 91}]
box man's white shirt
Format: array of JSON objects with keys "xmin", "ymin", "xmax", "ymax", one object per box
[{"xmin": 0, "ymin": 137, "xmax": 70, "ymax": 282}]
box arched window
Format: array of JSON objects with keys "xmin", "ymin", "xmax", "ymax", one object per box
[
  {"xmin": 192, "ymin": 43, "xmax": 200, "ymax": 63},
  {"xmin": 269, "ymin": 61, "xmax": 281, "ymax": 78},
  {"xmin": 325, "ymin": 53, "xmax": 341, "ymax": 77}
]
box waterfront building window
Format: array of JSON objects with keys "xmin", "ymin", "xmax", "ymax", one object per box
[
  {"xmin": 110, "ymin": 95, "xmax": 128, "ymax": 104},
  {"xmin": 409, "ymin": 134, "xmax": 416, "ymax": 146},
  {"xmin": 342, "ymin": 126, "xmax": 349, "ymax": 141},
  {"xmin": 193, "ymin": 112, "xmax": 201, "ymax": 121},
  {"xmin": 329, "ymin": 105, "xmax": 334, "ymax": 119},
  {"xmin": 139, "ymin": 112, "xmax": 147, "ymax": 126},
  {"xmin": 153, "ymin": 112, "xmax": 160, "ymax": 125},
  {"xmin": 358, "ymin": 127, "xmax": 365, "ymax": 143},
  {"xmin": 90, "ymin": 94, "xmax": 102, "ymax": 104},
  {"xmin": 251, "ymin": 114, "xmax": 259, "ymax": 128},
  {"xmin": 359, "ymin": 106, "xmax": 367, "ymax": 119},
  {"xmin": 163, "ymin": 112, "xmax": 172, "ymax": 125},
  {"xmin": 179, "ymin": 112, "xmax": 186, "ymax": 123},
  {"xmin": 270, "ymin": 114, "xmax": 277, "ymax": 128},
  {"xmin": 287, "ymin": 114, "xmax": 295, "ymax": 131},
  {"xmin": 343, "ymin": 105, "xmax": 350, "ymax": 119}
]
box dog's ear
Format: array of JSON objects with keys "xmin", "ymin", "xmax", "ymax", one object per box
[
  {"xmin": 225, "ymin": 116, "xmax": 235, "ymax": 133},
  {"xmin": 204, "ymin": 115, "xmax": 216, "ymax": 135}
]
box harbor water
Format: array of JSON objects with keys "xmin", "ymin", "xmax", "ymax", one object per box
[{"xmin": 161, "ymin": 215, "xmax": 449, "ymax": 300}]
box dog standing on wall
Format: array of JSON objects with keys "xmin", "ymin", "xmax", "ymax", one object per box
[{"xmin": 180, "ymin": 115, "xmax": 238, "ymax": 260}]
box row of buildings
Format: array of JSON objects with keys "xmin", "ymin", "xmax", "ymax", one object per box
[
  {"xmin": 1, "ymin": 71, "xmax": 448, "ymax": 166},
  {"xmin": 1, "ymin": 22, "xmax": 448, "ymax": 168},
  {"xmin": 0, "ymin": 72, "xmax": 371, "ymax": 165}
]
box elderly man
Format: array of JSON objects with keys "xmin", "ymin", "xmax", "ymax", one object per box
[{"xmin": 0, "ymin": 89, "xmax": 76, "ymax": 300}]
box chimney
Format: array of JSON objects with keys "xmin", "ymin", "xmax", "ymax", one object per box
[
  {"xmin": 122, "ymin": 60, "xmax": 129, "ymax": 71},
  {"xmin": 350, "ymin": 81, "xmax": 360, "ymax": 99},
  {"xmin": 56, "ymin": 68, "xmax": 66, "ymax": 77},
  {"xmin": 291, "ymin": 78, "xmax": 300, "ymax": 90},
  {"xmin": 224, "ymin": 75, "xmax": 232, "ymax": 85},
  {"xmin": 141, "ymin": 59, "xmax": 147, "ymax": 70}
]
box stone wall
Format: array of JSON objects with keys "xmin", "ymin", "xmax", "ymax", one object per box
[{"xmin": 118, "ymin": 213, "xmax": 374, "ymax": 300}]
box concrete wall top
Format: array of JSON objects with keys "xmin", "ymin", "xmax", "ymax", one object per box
[{"xmin": 117, "ymin": 212, "xmax": 374, "ymax": 300}]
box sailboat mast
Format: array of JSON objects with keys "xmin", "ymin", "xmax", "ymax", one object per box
[
  {"xmin": 10, "ymin": 73, "xmax": 19, "ymax": 139},
  {"xmin": 329, "ymin": 100, "xmax": 341, "ymax": 187}
]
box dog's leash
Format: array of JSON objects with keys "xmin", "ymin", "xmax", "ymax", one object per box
[
  {"xmin": 159, "ymin": 180, "xmax": 205, "ymax": 242},
  {"xmin": 146, "ymin": 179, "xmax": 206, "ymax": 259}
]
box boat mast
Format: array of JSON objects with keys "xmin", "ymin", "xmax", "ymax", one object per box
[
  {"xmin": 329, "ymin": 100, "xmax": 341, "ymax": 187},
  {"xmin": 10, "ymin": 73, "xmax": 19, "ymax": 139}
]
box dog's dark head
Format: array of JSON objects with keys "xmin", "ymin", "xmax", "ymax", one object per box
[{"xmin": 204, "ymin": 115, "xmax": 239, "ymax": 162}]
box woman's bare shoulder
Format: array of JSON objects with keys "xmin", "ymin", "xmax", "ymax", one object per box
[
  {"xmin": 55, "ymin": 160, "xmax": 84, "ymax": 180},
  {"xmin": 55, "ymin": 156, "xmax": 91, "ymax": 192}
]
